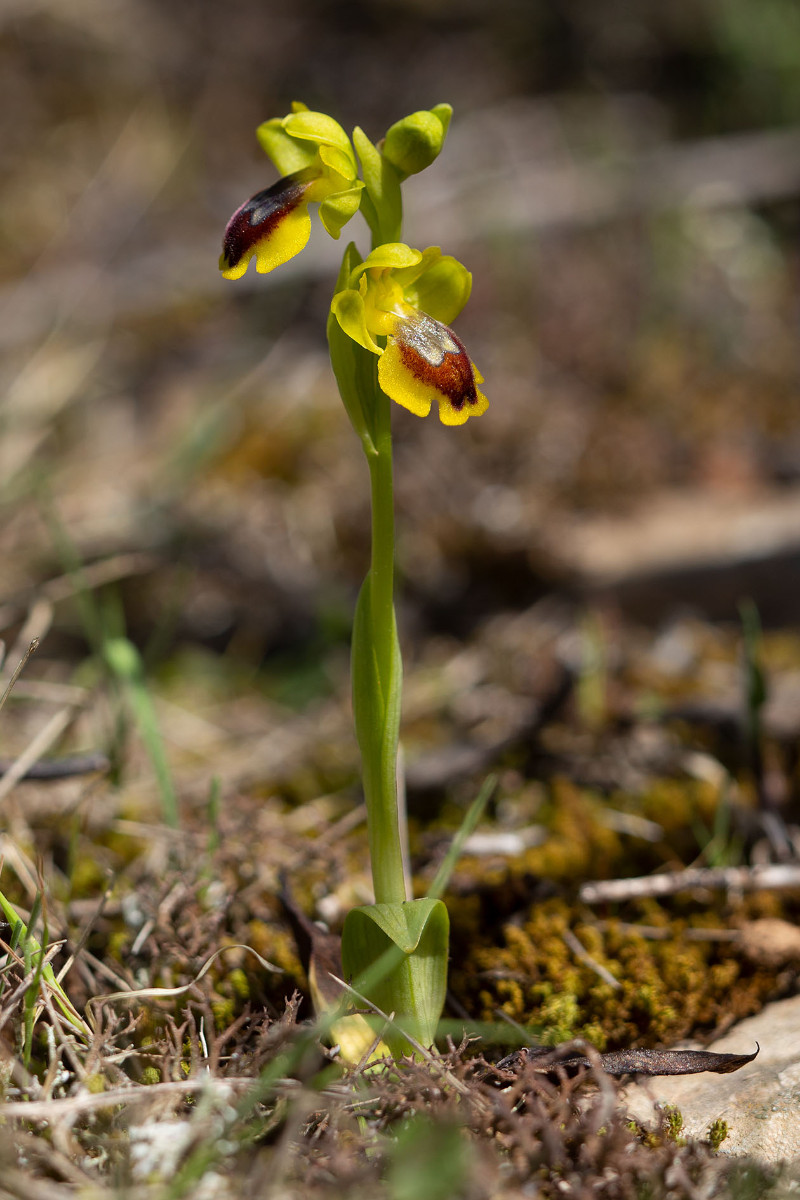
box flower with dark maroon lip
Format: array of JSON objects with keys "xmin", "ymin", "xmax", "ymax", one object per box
[
  {"xmin": 219, "ymin": 104, "xmax": 363, "ymax": 281},
  {"xmin": 330, "ymin": 242, "xmax": 488, "ymax": 425}
]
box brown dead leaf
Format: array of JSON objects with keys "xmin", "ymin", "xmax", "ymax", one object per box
[{"xmin": 497, "ymin": 1043, "xmax": 759, "ymax": 1080}]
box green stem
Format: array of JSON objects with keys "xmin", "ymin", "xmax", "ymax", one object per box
[
  {"xmin": 359, "ymin": 203, "xmax": 407, "ymax": 905},
  {"xmin": 364, "ymin": 369, "xmax": 407, "ymax": 905},
  {"xmin": 368, "ymin": 389, "xmax": 395, "ymax": 692}
]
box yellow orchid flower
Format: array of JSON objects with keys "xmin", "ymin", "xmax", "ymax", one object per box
[
  {"xmin": 330, "ymin": 242, "xmax": 488, "ymax": 426},
  {"xmin": 220, "ymin": 104, "xmax": 363, "ymax": 280}
]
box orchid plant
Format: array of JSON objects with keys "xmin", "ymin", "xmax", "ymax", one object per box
[{"xmin": 220, "ymin": 103, "xmax": 487, "ymax": 1057}]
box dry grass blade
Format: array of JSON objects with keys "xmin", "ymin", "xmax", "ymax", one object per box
[
  {"xmin": 0, "ymin": 703, "xmax": 84, "ymax": 807},
  {"xmin": 0, "ymin": 555, "xmax": 156, "ymax": 631},
  {"xmin": 0, "ymin": 638, "xmax": 39, "ymax": 720},
  {"xmin": 0, "ymin": 1166, "xmax": 84, "ymax": 1200},
  {"xmin": 0, "ymin": 598, "xmax": 52, "ymax": 678},
  {"xmin": 90, "ymin": 944, "xmax": 283, "ymax": 1015}
]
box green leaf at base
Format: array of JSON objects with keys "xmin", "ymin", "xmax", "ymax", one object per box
[{"xmin": 341, "ymin": 897, "xmax": 449, "ymax": 1058}]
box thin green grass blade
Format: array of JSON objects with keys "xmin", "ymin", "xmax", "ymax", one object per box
[
  {"xmin": 105, "ymin": 637, "xmax": 179, "ymax": 829},
  {"xmin": 427, "ymin": 775, "xmax": 497, "ymax": 901},
  {"xmin": 0, "ymin": 888, "xmax": 89, "ymax": 1036}
]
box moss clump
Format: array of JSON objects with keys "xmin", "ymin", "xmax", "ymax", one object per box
[
  {"xmin": 514, "ymin": 778, "xmax": 625, "ymax": 883},
  {"xmin": 211, "ymin": 997, "xmax": 236, "ymax": 1031},
  {"xmin": 538, "ymin": 990, "xmax": 582, "ymax": 1045},
  {"xmin": 706, "ymin": 1118, "xmax": 729, "ymax": 1152},
  {"xmin": 227, "ymin": 967, "xmax": 250, "ymax": 1001},
  {"xmin": 447, "ymin": 775, "xmax": 725, "ymax": 902},
  {"xmin": 68, "ymin": 855, "xmax": 109, "ymax": 898},
  {"xmin": 442, "ymin": 769, "xmax": 799, "ymax": 1049},
  {"xmin": 663, "ymin": 1105, "xmax": 685, "ymax": 1144},
  {"xmin": 450, "ymin": 892, "xmax": 785, "ymax": 1050},
  {"xmin": 246, "ymin": 919, "xmax": 303, "ymax": 982},
  {"xmin": 107, "ymin": 930, "xmax": 131, "ymax": 962}
]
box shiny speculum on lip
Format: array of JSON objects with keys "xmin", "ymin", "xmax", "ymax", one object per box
[
  {"xmin": 396, "ymin": 316, "xmax": 479, "ymax": 411},
  {"xmin": 396, "ymin": 311, "xmax": 459, "ymax": 368}
]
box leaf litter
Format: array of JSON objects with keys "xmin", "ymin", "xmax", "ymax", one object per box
[{"xmin": 1, "ymin": 598, "xmax": 799, "ymax": 1198}]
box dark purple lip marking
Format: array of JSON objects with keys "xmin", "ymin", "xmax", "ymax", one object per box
[{"xmin": 221, "ymin": 173, "xmax": 310, "ymax": 270}]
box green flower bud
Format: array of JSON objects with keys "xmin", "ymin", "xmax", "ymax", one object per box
[{"xmin": 381, "ymin": 104, "xmax": 452, "ymax": 178}]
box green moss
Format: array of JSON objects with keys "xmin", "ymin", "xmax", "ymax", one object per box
[
  {"xmin": 662, "ymin": 1105, "xmax": 685, "ymax": 1144},
  {"xmin": 450, "ymin": 883, "xmax": 784, "ymax": 1050},
  {"xmin": 228, "ymin": 967, "xmax": 250, "ymax": 1000},
  {"xmin": 441, "ymin": 765, "xmax": 800, "ymax": 1048},
  {"xmin": 538, "ymin": 991, "xmax": 581, "ymax": 1045},
  {"xmin": 107, "ymin": 930, "xmax": 130, "ymax": 961},
  {"xmin": 706, "ymin": 1118, "xmax": 729, "ymax": 1152},
  {"xmin": 211, "ymin": 998, "xmax": 236, "ymax": 1030},
  {"xmin": 68, "ymin": 856, "xmax": 108, "ymax": 897},
  {"xmin": 519, "ymin": 779, "xmax": 624, "ymax": 882},
  {"xmin": 246, "ymin": 920, "xmax": 303, "ymax": 981}
]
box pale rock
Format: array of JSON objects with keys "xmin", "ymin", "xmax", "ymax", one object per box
[
  {"xmin": 623, "ymin": 993, "xmax": 800, "ymax": 1164},
  {"xmin": 739, "ymin": 918, "xmax": 800, "ymax": 968}
]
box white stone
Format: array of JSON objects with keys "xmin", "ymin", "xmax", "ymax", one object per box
[{"xmin": 623, "ymin": 994, "xmax": 800, "ymax": 1164}]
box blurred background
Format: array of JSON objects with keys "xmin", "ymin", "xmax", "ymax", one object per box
[{"xmin": 0, "ymin": 0, "xmax": 799, "ymax": 793}]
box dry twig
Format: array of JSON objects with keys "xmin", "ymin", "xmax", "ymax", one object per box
[{"xmin": 580, "ymin": 863, "xmax": 800, "ymax": 904}]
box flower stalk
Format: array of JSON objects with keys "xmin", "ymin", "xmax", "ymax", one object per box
[{"xmin": 364, "ymin": 385, "xmax": 407, "ymax": 905}]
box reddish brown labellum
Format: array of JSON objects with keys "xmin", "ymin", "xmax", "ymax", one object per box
[{"xmin": 396, "ymin": 315, "xmax": 479, "ymax": 411}]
